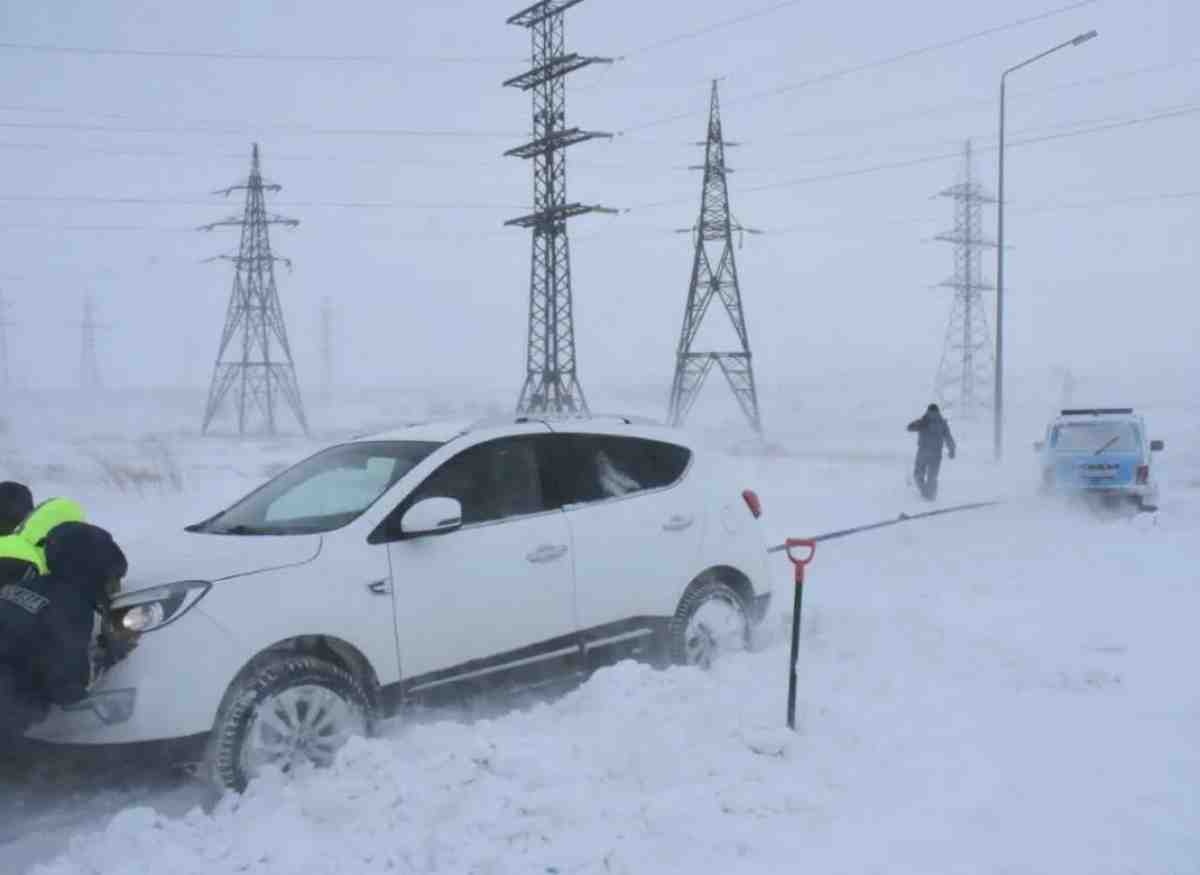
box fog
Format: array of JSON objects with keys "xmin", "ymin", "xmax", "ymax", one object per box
[{"xmin": 1, "ymin": 0, "xmax": 1195, "ymax": 416}]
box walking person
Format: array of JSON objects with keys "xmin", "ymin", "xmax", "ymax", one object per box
[{"xmin": 907, "ymin": 403, "xmax": 957, "ymax": 501}]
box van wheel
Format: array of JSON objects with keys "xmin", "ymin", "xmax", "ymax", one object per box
[
  {"xmin": 668, "ymin": 579, "xmax": 748, "ymax": 669},
  {"xmin": 205, "ymin": 653, "xmax": 374, "ymax": 792}
]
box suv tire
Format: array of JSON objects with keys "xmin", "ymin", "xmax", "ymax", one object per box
[
  {"xmin": 667, "ymin": 578, "xmax": 749, "ymax": 668},
  {"xmin": 205, "ymin": 653, "xmax": 374, "ymax": 792}
]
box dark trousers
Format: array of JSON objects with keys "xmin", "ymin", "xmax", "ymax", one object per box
[
  {"xmin": 914, "ymin": 452, "xmax": 943, "ymax": 501},
  {"xmin": 0, "ymin": 666, "xmax": 47, "ymax": 737}
]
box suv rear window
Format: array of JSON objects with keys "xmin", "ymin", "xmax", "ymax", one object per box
[
  {"xmin": 1051, "ymin": 421, "xmax": 1141, "ymax": 453},
  {"xmin": 555, "ymin": 435, "xmax": 691, "ymax": 505}
]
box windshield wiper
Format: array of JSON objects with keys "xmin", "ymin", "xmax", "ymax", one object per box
[
  {"xmin": 1093, "ymin": 436, "xmax": 1121, "ymax": 456},
  {"xmin": 207, "ymin": 523, "xmax": 270, "ymax": 536}
]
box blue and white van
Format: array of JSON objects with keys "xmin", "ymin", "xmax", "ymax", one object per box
[{"xmin": 1035, "ymin": 408, "xmax": 1164, "ymax": 510}]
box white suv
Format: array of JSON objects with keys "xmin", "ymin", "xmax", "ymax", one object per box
[{"xmin": 28, "ymin": 416, "xmax": 773, "ymax": 790}]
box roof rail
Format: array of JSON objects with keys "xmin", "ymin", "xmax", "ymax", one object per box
[
  {"xmin": 1060, "ymin": 408, "xmax": 1134, "ymax": 416},
  {"xmin": 461, "ymin": 411, "xmax": 665, "ymax": 432},
  {"xmin": 580, "ymin": 411, "xmax": 664, "ymax": 426},
  {"xmin": 461, "ymin": 414, "xmax": 533, "ymax": 433}
]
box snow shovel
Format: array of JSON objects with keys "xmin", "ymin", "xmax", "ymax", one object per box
[{"xmin": 784, "ymin": 538, "xmax": 816, "ymax": 731}]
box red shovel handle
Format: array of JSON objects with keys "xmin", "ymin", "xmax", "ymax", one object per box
[{"xmin": 785, "ymin": 538, "xmax": 816, "ymax": 570}]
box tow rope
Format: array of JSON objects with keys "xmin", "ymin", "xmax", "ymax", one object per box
[{"xmin": 767, "ymin": 499, "xmax": 1004, "ymax": 554}]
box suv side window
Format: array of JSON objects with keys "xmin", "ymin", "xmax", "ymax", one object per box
[
  {"xmin": 403, "ymin": 436, "xmax": 551, "ymax": 527},
  {"xmin": 555, "ymin": 435, "xmax": 691, "ymax": 506}
]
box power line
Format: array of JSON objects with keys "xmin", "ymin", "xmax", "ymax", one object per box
[
  {"xmin": 621, "ymin": 0, "xmax": 805, "ymax": 58},
  {"xmin": 0, "ymin": 140, "xmax": 651, "ymax": 174},
  {"xmin": 1018, "ymin": 189, "xmax": 1200, "ymax": 214},
  {"xmin": 627, "ymin": 101, "xmax": 1200, "ymax": 211},
  {"xmin": 760, "ymin": 102, "xmax": 1200, "ymax": 173},
  {"xmin": 782, "ymin": 54, "xmax": 1200, "ymax": 139},
  {"xmin": 0, "ymin": 194, "xmax": 523, "ymax": 210},
  {"xmin": 619, "ymin": 0, "xmax": 1100, "ymax": 135},
  {"xmin": 0, "ymin": 41, "xmax": 517, "ymax": 65},
  {"xmin": 2, "ymin": 189, "xmax": 1195, "ymax": 239},
  {"xmin": 760, "ymin": 189, "xmax": 1200, "ymax": 237},
  {"xmin": 0, "ymin": 119, "xmax": 520, "ymax": 139},
  {"xmin": 0, "ymin": 96, "xmax": 1191, "ymax": 184},
  {"xmin": 0, "ymin": 223, "xmax": 191, "ymax": 232},
  {"xmin": 575, "ymin": 186, "xmax": 1200, "ymax": 245}
]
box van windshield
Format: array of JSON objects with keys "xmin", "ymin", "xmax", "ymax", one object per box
[
  {"xmin": 192, "ymin": 441, "xmax": 441, "ymax": 535},
  {"xmin": 1051, "ymin": 422, "xmax": 1140, "ymax": 454}
]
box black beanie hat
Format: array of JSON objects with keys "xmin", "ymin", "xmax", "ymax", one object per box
[{"xmin": 0, "ymin": 482, "xmax": 33, "ymax": 535}]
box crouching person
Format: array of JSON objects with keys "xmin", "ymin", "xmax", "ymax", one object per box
[{"xmin": 0, "ymin": 522, "xmax": 132, "ymax": 737}]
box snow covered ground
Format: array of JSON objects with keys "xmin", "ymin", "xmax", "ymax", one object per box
[{"xmin": 2, "ymin": 385, "xmax": 1198, "ymax": 873}]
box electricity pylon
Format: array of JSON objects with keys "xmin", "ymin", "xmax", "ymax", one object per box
[
  {"xmin": 503, "ymin": 0, "xmax": 613, "ymax": 416},
  {"xmin": 200, "ymin": 144, "xmax": 308, "ymax": 436},
  {"xmin": 667, "ymin": 80, "xmax": 763, "ymax": 434},
  {"xmin": 933, "ymin": 139, "xmax": 996, "ymax": 421}
]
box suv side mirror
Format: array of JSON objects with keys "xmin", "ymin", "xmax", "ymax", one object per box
[
  {"xmin": 400, "ymin": 497, "xmax": 463, "ymax": 538},
  {"xmin": 1150, "ymin": 440, "xmax": 1164, "ymax": 452},
  {"xmin": 1033, "ymin": 441, "xmax": 1045, "ymax": 452}
]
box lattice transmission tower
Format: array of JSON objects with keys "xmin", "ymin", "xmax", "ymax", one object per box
[
  {"xmin": 933, "ymin": 139, "xmax": 996, "ymax": 421},
  {"xmin": 200, "ymin": 144, "xmax": 308, "ymax": 436},
  {"xmin": 79, "ymin": 294, "xmax": 102, "ymax": 391},
  {"xmin": 503, "ymin": 0, "xmax": 613, "ymax": 416},
  {"xmin": 667, "ymin": 80, "xmax": 762, "ymax": 434}
]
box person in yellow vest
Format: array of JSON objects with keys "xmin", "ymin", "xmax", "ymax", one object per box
[{"xmin": 0, "ymin": 497, "xmax": 86, "ymax": 586}]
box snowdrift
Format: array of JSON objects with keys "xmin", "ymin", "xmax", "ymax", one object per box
[{"xmin": 27, "ymin": 494, "xmax": 1200, "ymax": 875}]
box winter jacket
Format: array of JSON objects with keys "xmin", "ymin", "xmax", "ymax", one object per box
[
  {"xmin": 907, "ymin": 411, "xmax": 957, "ymax": 459},
  {"xmin": 0, "ymin": 522, "xmax": 126, "ymax": 724},
  {"xmin": 13, "ymin": 498, "xmax": 87, "ymax": 572},
  {"xmin": 0, "ymin": 534, "xmax": 41, "ymax": 588}
]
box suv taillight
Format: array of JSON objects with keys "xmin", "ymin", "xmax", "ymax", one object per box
[
  {"xmin": 742, "ymin": 489, "xmax": 762, "ymax": 518},
  {"xmin": 1136, "ymin": 465, "xmax": 1149, "ymax": 484}
]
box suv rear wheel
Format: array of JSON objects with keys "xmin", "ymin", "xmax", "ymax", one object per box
[
  {"xmin": 668, "ymin": 578, "xmax": 749, "ymax": 668},
  {"xmin": 205, "ymin": 653, "xmax": 374, "ymax": 792}
]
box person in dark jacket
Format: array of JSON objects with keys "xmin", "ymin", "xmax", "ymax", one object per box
[
  {"xmin": 907, "ymin": 403, "xmax": 957, "ymax": 501},
  {"xmin": 0, "ymin": 495, "xmax": 85, "ymax": 588},
  {"xmin": 0, "ymin": 482, "xmax": 33, "ymax": 535},
  {"xmin": 0, "ymin": 521, "xmax": 130, "ymax": 736}
]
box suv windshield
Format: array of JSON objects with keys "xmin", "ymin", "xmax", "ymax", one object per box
[
  {"xmin": 1051, "ymin": 422, "xmax": 1141, "ymax": 454},
  {"xmin": 192, "ymin": 440, "xmax": 441, "ymax": 535}
]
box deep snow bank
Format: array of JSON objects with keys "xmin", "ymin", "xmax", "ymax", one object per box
[{"xmin": 29, "ymin": 494, "xmax": 1200, "ymax": 875}]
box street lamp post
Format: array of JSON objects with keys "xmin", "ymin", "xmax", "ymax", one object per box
[{"xmin": 994, "ymin": 29, "xmax": 1097, "ymax": 461}]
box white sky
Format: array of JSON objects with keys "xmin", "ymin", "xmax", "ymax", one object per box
[{"xmin": 0, "ymin": 0, "xmax": 1195, "ymax": 401}]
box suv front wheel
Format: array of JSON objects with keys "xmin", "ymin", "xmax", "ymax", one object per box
[
  {"xmin": 668, "ymin": 578, "xmax": 749, "ymax": 669},
  {"xmin": 205, "ymin": 653, "xmax": 375, "ymax": 792}
]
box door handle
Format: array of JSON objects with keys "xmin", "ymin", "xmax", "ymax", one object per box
[
  {"xmin": 662, "ymin": 514, "xmax": 695, "ymax": 532},
  {"xmin": 526, "ymin": 544, "xmax": 568, "ymax": 564},
  {"xmin": 367, "ymin": 579, "xmax": 392, "ymax": 595}
]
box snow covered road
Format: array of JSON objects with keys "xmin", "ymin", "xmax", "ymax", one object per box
[
  {"xmin": 8, "ymin": 458, "xmax": 1199, "ymax": 873},
  {"xmin": 2, "ymin": 392, "xmax": 1198, "ymax": 874}
]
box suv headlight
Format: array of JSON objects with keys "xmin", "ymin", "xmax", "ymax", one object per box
[{"xmin": 112, "ymin": 580, "xmax": 212, "ymax": 633}]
